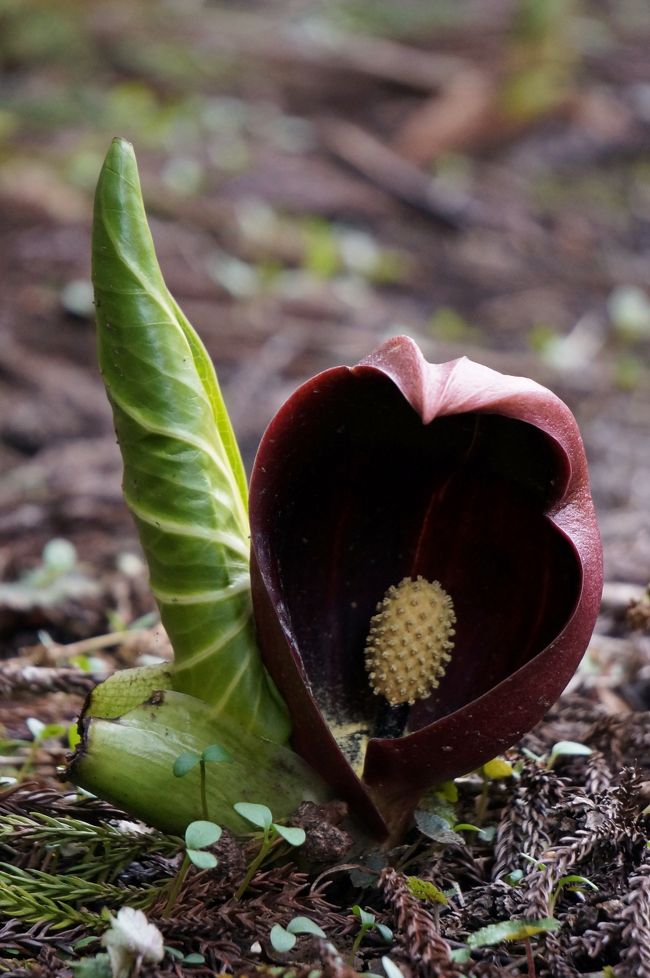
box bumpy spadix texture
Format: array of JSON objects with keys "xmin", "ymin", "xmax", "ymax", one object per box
[{"xmin": 365, "ymin": 577, "xmax": 455, "ymax": 706}]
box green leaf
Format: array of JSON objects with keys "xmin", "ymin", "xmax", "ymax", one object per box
[
  {"xmin": 234, "ymin": 802, "xmax": 273, "ymax": 831},
  {"xmin": 467, "ymin": 917, "xmax": 561, "ymax": 948},
  {"xmin": 202, "ymin": 743, "xmax": 233, "ymax": 764},
  {"xmin": 270, "ymin": 924, "xmax": 296, "ymax": 953},
  {"xmin": 185, "ymin": 820, "xmax": 222, "ymax": 850},
  {"xmin": 482, "ymin": 757, "xmax": 514, "ymax": 780},
  {"xmin": 547, "ymin": 741, "xmax": 592, "ymax": 768},
  {"xmin": 376, "ymin": 924, "xmax": 393, "ymax": 942},
  {"xmin": 91, "ymin": 138, "xmax": 289, "ymax": 744},
  {"xmin": 505, "ymin": 869, "xmax": 524, "ymax": 886},
  {"xmin": 405, "ymin": 877, "xmax": 448, "ymax": 906},
  {"xmin": 287, "ymin": 916, "xmax": 326, "ymax": 937},
  {"xmin": 556, "ymin": 874, "xmax": 597, "ymax": 891},
  {"xmin": 353, "ymin": 905, "xmax": 376, "ymax": 927},
  {"xmin": 186, "ymin": 848, "xmax": 218, "ymax": 870},
  {"xmin": 436, "ymin": 780, "xmax": 458, "ymax": 803},
  {"xmin": 273, "ymin": 824, "xmax": 306, "ymax": 847},
  {"xmin": 414, "ymin": 810, "xmax": 463, "ymax": 845},
  {"xmin": 173, "ymin": 751, "xmax": 201, "ymax": 777},
  {"xmin": 183, "ymin": 953, "xmax": 206, "ymax": 965},
  {"xmin": 478, "ymin": 825, "xmax": 497, "ymax": 843}
]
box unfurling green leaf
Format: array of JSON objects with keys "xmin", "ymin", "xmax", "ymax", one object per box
[{"xmin": 92, "ymin": 138, "xmax": 289, "ymax": 745}]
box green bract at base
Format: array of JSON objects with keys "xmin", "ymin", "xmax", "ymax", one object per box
[{"xmin": 68, "ymin": 685, "xmax": 328, "ymax": 837}]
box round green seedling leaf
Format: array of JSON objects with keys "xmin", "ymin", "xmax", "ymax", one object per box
[
  {"xmin": 286, "ymin": 917, "xmax": 326, "ymax": 937},
  {"xmin": 173, "ymin": 751, "xmax": 201, "ymax": 777},
  {"xmin": 467, "ymin": 917, "xmax": 560, "ymax": 948},
  {"xmin": 273, "ymin": 824, "xmax": 306, "ymax": 847},
  {"xmin": 202, "ymin": 743, "xmax": 233, "ymax": 763},
  {"xmin": 185, "ymin": 819, "xmax": 222, "ymax": 850},
  {"xmin": 183, "ymin": 953, "xmax": 205, "ymax": 964},
  {"xmin": 270, "ymin": 925, "xmax": 296, "ymax": 953},
  {"xmin": 187, "ymin": 849, "xmax": 218, "ymax": 870},
  {"xmin": 376, "ymin": 924, "xmax": 393, "ymax": 942},
  {"xmin": 234, "ymin": 802, "xmax": 272, "ymax": 830}
]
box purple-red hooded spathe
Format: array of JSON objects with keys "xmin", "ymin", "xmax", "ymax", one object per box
[{"xmin": 250, "ymin": 336, "xmax": 602, "ymax": 839}]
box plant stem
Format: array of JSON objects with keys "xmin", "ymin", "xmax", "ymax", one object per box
[
  {"xmin": 199, "ymin": 759, "xmax": 208, "ymax": 821},
  {"xmin": 234, "ymin": 833, "xmax": 271, "ymax": 900},
  {"xmin": 524, "ymin": 938, "xmax": 537, "ymax": 978},
  {"xmin": 351, "ymin": 924, "xmax": 370, "ymax": 957},
  {"xmin": 475, "ymin": 779, "xmax": 489, "ymax": 823},
  {"xmin": 162, "ymin": 852, "xmax": 191, "ymax": 917}
]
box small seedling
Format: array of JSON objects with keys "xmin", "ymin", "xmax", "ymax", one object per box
[
  {"xmin": 521, "ymin": 741, "xmax": 592, "ymax": 770},
  {"xmin": 546, "ymin": 741, "xmax": 592, "ymax": 769},
  {"xmin": 270, "ymin": 916, "xmax": 326, "ymax": 952},
  {"xmin": 351, "ymin": 905, "xmax": 393, "ymax": 956},
  {"xmin": 162, "ymin": 820, "xmax": 221, "ymax": 916},
  {"xmin": 476, "ymin": 755, "xmax": 514, "ymax": 822},
  {"xmin": 173, "ymin": 743, "xmax": 233, "ymax": 820},
  {"xmin": 233, "ymin": 802, "xmax": 305, "ymax": 899},
  {"xmin": 548, "ymin": 874, "xmax": 597, "ymax": 914}
]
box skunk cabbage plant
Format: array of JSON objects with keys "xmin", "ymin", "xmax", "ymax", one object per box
[{"xmin": 69, "ymin": 139, "xmax": 602, "ymax": 842}]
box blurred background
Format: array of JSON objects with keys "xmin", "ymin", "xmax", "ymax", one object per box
[{"xmin": 1, "ymin": 0, "xmax": 650, "ymax": 644}]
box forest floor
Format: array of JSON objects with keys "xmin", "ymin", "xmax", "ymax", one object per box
[{"xmin": 1, "ymin": 2, "xmax": 650, "ymax": 976}]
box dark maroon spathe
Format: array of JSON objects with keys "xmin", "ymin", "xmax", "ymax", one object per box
[{"xmin": 249, "ymin": 336, "xmax": 603, "ymax": 840}]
